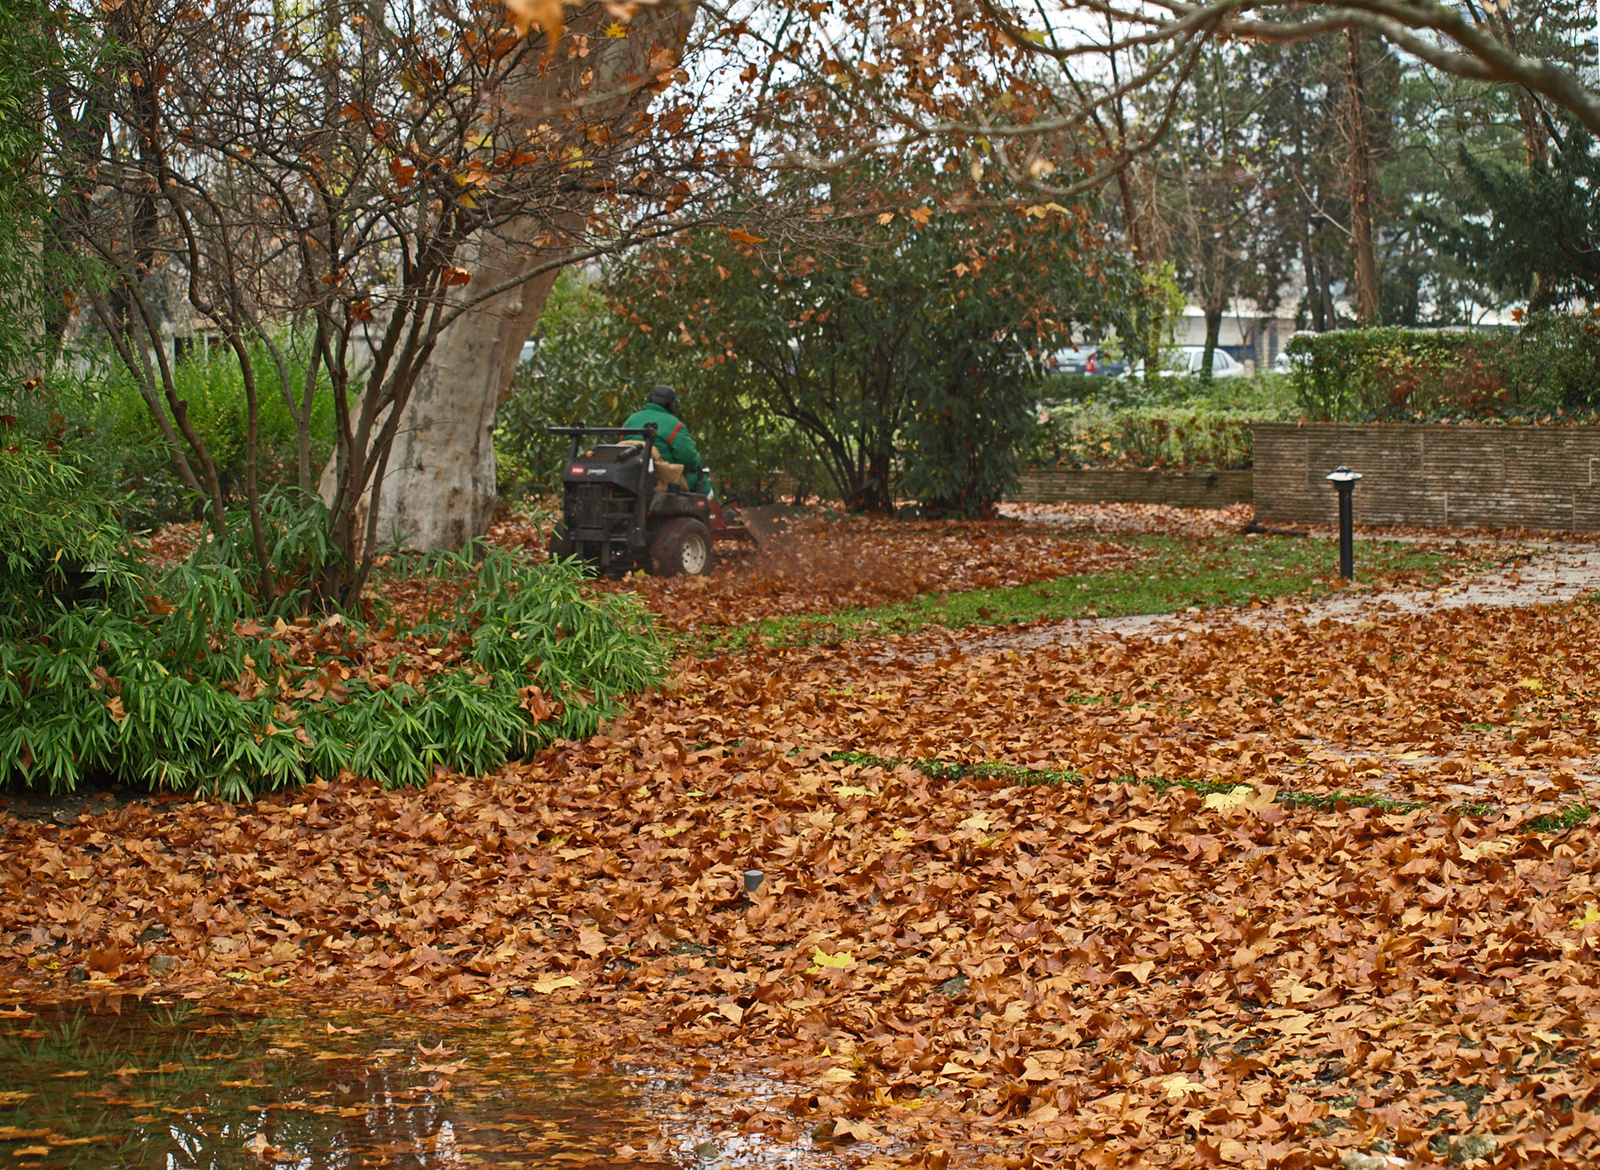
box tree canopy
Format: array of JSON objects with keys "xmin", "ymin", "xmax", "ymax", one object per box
[{"xmin": 602, "ymin": 173, "xmax": 1138, "ymax": 514}]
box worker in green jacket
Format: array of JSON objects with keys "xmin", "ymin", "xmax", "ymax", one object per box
[{"xmin": 624, "ymin": 384, "xmax": 708, "ymax": 493}]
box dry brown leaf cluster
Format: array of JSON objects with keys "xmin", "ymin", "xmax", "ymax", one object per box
[
  {"xmin": 584, "ymin": 515, "xmax": 1138, "ymax": 631},
  {"xmin": 3, "ymin": 580, "xmax": 1599, "ymax": 1167},
  {"xmin": 999, "ymin": 503, "xmax": 1254, "ymax": 538}
]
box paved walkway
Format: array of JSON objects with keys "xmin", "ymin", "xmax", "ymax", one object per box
[
  {"xmin": 947, "ymin": 538, "xmax": 1600, "ymax": 806},
  {"xmin": 957, "ymin": 539, "xmax": 1600, "ymax": 656}
]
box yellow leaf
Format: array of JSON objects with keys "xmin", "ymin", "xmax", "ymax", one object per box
[
  {"xmin": 1570, "ymin": 904, "xmax": 1600, "ymax": 929},
  {"xmin": 1161, "ymin": 1075, "xmax": 1205, "ymax": 1099},
  {"xmin": 1204, "ymin": 785, "xmax": 1255, "ymax": 812},
  {"xmin": 1519, "ymin": 677, "xmax": 1547, "ymax": 694},
  {"xmin": 834, "ymin": 784, "xmax": 876, "ymax": 798},
  {"xmin": 958, "ymin": 811, "xmax": 991, "ymax": 832},
  {"xmin": 817, "ymin": 1066, "xmax": 855, "ymax": 1086},
  {"xmin": 1203, "ymin": 784, "xmax": 1276, "ymax": 814},
  {"xmin": 808, "ymin": 946, "xmax": 855, "ymax": 970},
  {"xmin": 530, "ymin": 975, "xmax": 580, "ymax": 994},
  {"xmin": 602, "ymin": 20, "xmax": 628, "ymax": 37},
  {"xmin": 1459, "ymin": 839, "xmax": 1512, "ymax": 863}
]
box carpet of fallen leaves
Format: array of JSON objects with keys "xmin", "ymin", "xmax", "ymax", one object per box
[
  {"xmin": 5, "ymin": 583, "xmax": 1600, "ymax": 1168},
  {"xmin": 489, "ymin": 509, "xmax": 1139, "ymax": 633},
  {"xmin": 140, "ymin": 510, "xmax": 1137, "ymax": 634},
  {"xmin": 999, "ymin": 503, "xmax": 1255, "ymax": 538}
]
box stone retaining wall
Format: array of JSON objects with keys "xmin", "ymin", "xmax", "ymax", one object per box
[
  {"xmin": 1253, "ymin": 422, "xmax": 1600, "ymax": 530},
  {"xmin": 1013, "ymin": 468, "xmax": 1253, "ymax": 509}
]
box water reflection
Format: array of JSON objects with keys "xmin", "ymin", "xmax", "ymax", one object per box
[{"xmin": 0, "ymin": 999, "xmax": 678, "ymax": 1169}]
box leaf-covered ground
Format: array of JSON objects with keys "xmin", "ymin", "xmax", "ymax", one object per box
[
  {"xmin": 508, "ymin": 509, "xmax": 1145, "ymax": 632},
  {"xmin": 4, "ymin": 517, "xmax": 1597, "ymax": 1168}
]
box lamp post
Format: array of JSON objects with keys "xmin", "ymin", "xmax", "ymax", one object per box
[{"xmin": 1325, "ymin": 466, "xmax": 1362, "ymax": 580}]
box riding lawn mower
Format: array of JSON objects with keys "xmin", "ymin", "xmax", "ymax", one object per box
[{"xmin": 546, "ymin": 425, "xmax": 754, "ymax": 577}]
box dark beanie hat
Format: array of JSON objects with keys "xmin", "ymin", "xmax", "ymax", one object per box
[{"xmin": 648, "ymin": 384, "xmax": 679, "ymax": 411}]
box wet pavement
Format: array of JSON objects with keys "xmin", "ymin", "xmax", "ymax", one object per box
[
  {"xmin": 955, "ymin": 539, "xmax": 1600, "ymax": 657},
  {"xmin": 0, "ymin": 998, "xmax": 842, "ymax": 1169}
]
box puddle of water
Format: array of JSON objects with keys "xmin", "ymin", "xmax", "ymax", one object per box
[{"xmin": 0, "ymin": 998, "xmax": 841, "ymax": 1170}]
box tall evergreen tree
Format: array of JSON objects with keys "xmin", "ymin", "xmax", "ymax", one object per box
[{"xmin": 1431, "ymin": 122, "xmax": 1600, "ymax": 309}]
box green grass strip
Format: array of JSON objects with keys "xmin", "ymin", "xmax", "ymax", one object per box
[
  {"xmin": 690, "ymin": 534, "xmax": 1463, "ymax": 655},
  {"xmin": 826, "ymin": 750, "xmax": 1590, "ymax": 832},
  {"xmin": 1526, "ymin": 804, "xmax": 1593, "ymax": 833}
]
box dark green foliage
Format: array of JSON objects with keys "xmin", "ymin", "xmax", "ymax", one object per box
[
  {"xmin": 1285, "ymin": 317, "xmax": 1600, "ymax": 420},
  {"xmin": 1502, "ymin": 312, "xmax": 1600, "ymax": 413},
  {"xmin": 20, "ymin": 339, "xmax": 340, "ymax": 527},
  {"xmin": 495, "ymin": 270, "xmax": 817, "ymax": 505},
  {"xmin": 1430, "ymin": 122, "xmax": 1600, "ymax": 311},
  {"xmin": 600, "ymin": 178, "xmax": 1137, "ymax": 514},
  {"xmin": 0, "ymin": 440, "xmax": 668, "ymax": 797},
  {"xmin": 1286, "ymin": 327, "xmax": 1504, "ymax": 420},
  {"xmin": 0, "ymin": 1, "xmax": 52, "ymax": 383},
  {"xmin": 1025, "ymin": 405, "xmax": 1259, "ymax": 471}
]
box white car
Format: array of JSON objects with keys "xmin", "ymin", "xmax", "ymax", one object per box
[
  {"xmin": 1129, "ymin": 346, "xmax": 1247, "ymax": 379},
  {"xmin": 1272, "ymin": 331, "xmax": 1318, "ymax": 374}
]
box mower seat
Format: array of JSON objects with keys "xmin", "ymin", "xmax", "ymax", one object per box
[{"xmin": 614, "ymin": 438, "xmax": 688, "ymax": 490}]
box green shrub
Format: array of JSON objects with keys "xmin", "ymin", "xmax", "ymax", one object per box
[
  {"xmin": 1501, "ymin": 311, "xmax": 1600, "ymax": 412},
  {"xmin": 0, "ymin": 436, "xmax": 668, "ymax": 797},
  {"xmin": 1026, "ymin": 404, "xmax": 1263, "ymax": 470},
  {"xmin": 18, "ymin": 337, "xmax": 338, "ymax": 527},
  {"xmin": 1285, "ymin": 327, "xmax": 1505, "ymax": 421},
  {"xmin": 1285, "ymin": 314, "xmax": 1600, "ymax": 421},
  {"xmin": 496, "ymin": 271, "xmax": 823, "ymax": 505}
]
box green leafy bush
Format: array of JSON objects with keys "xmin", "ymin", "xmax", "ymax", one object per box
[
  {"xmin": 17, "ymin": 338, "xmax": 338, "ymax": 527},
  {"xmin": 1286, "ymin": 314, "xmax": 1600, "ymax": 421},
  {"xmin": 496, "ymin": 271, "xmax": 821, "ymax": 505},
  {"xmin": 0, "ymin": 434, "xmax": 668, "ymax": 797},
  {"xmin": 1026, "ymin": 404, "xmax": 1258, "ymax": 471}
]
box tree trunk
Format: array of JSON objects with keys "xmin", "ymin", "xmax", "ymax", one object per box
[
  {"xmin": 356, "ymin": 261, "xmax": 561, "ymax": 551},
  {"xmin": 1316, "ymin": 252, "xmax": 1337, "ymax": 331},
  {"xmin": 1345, "ymin": 29, "xmax": 1380, "ymax": 327},
  {"xmin": 329, "ymin": 3, "xmax": 698, "ymax": 551},
  {"xmin": 1303, "ymin": 236, "xmax": 1325, "ymax": 331},
  {"xmin": 1201, "ymin": 303, "xmax": 1223, "ymax": 380}
]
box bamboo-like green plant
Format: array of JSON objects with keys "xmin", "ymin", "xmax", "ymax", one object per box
[{"xmin": 0, "ymin": 463, "xmax": 669, "ymax": 797}]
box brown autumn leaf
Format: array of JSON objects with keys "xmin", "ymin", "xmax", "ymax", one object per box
[
  {"xmin": 502, "ymin": 0, "xmax": 568, "ymax": 39},
  {"xmin": 7, "ymin": 512, "xmax": 1600, "ymax": 1166}
]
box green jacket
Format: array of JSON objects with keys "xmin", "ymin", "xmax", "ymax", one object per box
[{"xmin": 624, "ymin": 402, "xmax": 702, "ymax": 476}]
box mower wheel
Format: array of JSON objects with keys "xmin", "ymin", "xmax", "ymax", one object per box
[
  {"xmin": 546, "ymin": 523, "xmax": 574, "ymax": 560},
  {"xmin": 649, "ymin": 517, "xmax": 713, "ymax": 577}
]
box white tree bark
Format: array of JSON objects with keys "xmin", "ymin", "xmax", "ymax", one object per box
[
  {"xmin": 356, "ymin": 260, "xmax": 561, "ymax": 551},
  {"xmin": 325, "ymin": 2, "xmax": 696, "ymax": 551}
]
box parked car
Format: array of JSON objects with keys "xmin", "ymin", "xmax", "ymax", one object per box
[
  {"xmin": 1272, "ymin": 331, "xmax": 1318, "ymax": 374},
  {"xmin": 1128, "ymin": 346, "xmax": 1248, "ymax": 380},
  {"xmin": 1044, "ymin": 344, "xmax": 1128, "ymax": 378}
]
